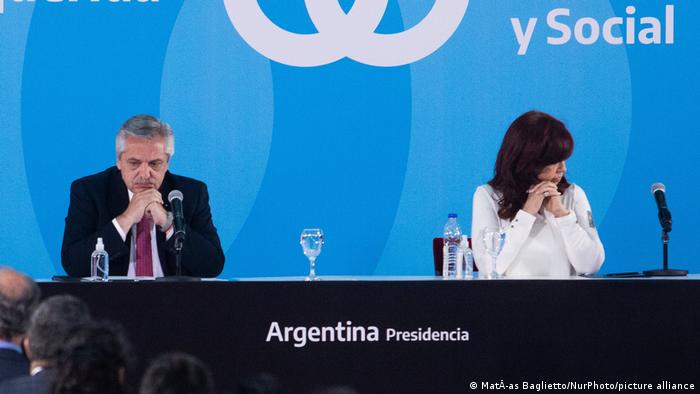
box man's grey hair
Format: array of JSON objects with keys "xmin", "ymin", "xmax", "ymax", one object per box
[
  {"xmin": 0, "ymin": 267, "xmax": 41, "ymax": 340},
  {"xmin": 28, "ymin": 295, "xmax": 92, "ymax": 364},
  {"xmin": 115, "ymin": 114, "xmax": 175, "ymax": 159}
]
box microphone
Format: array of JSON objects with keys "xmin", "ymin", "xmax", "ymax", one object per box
[
  {"xmin": 159, "ymin": 189, "xmax": 198, "ymax": 280},
  {"xmin": 168, "ymin": 190, "xmax": 186, "ymax": 241},
  {"xmin": 651, "ymin": 183, "xmax": 672, "ymax": 233},
  {"xmin": 643, "ymin": 183, "xmax": 687, "ymax": 277}
]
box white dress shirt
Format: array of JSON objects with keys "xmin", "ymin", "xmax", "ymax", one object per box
[
  {"xmin": 471, "ymin": 184, "xmax": 605, "ymax": 277},
  {"xmin": 111, "ymin": 190, "xmax": 172, "ymax": 278}
]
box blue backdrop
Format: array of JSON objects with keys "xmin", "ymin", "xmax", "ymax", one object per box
[{"xmin": 0, "ymin": 0, "xmax": 697, "ymax": 278}]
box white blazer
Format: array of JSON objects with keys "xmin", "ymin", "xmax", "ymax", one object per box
[{"xmin": 471, "ymin": 184, "xmax": 605, "ymax": 277}]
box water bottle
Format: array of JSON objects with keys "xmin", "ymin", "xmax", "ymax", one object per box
[
  {"xmin": 461, "ymin": 235, "xmax": 474, "ymax": 279},
  {"xmin": 90, "ymin": 237, "xmax": 109, "ymax": 281},
  {"xmin": 442, "ymin": 213, "xmax": 462, "ymax": 279}
]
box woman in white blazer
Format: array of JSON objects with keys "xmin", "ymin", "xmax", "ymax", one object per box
[{"xmin": 471, "ymin": 111, "xmax": 605, "ymax": 277}]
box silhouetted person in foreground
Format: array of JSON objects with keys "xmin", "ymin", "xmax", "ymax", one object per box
[
  {"xmin": 51, "ymin": 321, "xmax": 131, "ymax": 394},
  {"xmin": 139, "ymin": 352, "xmax": 215, "ymax": 394},
  {"xmin": 0, "ymin": 295, "xmax": 91, "ymax": 393},
  {"xmin": 0, "ymin": 267, "xmax": 40, "ymax": 383}
]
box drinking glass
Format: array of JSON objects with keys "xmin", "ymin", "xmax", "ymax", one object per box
[
  {"xmin": 482, "ymin": 227, "xmax": 505, "ymax": 278},
  {"xmin": 300, "ymin": 228, "xmax": 324, "ymax": 281}
]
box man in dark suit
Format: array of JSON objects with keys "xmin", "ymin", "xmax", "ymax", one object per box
[
  {"xmin": 0, "ymin": 368, "xmax": 53, "ymax": 394},
  {"xmin": 0, "ymin": 268, "xmax": 40, "ymax": 383},
  {"xmin": 0, "ymin": 295, "xmax": 91, "ymax": 393},
  {"xmin": 61, "ymin": 115, "xmax": 225, "ymax": 278}
]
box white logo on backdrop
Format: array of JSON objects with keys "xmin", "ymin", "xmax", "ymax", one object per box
[{"xmin": 223, "ymin": 0, "xmax": 469, "ymax": 67}]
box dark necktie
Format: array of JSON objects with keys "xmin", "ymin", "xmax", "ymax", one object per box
[{"xmin": 136, "ymin": 216, "xmax": 154, "ymax": 276}]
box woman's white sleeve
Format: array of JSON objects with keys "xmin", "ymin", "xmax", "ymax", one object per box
[
  {"xmin": 553, "ymin": 186, "xmax": 605, "ymax": 274},
  {"xmin": 471, "ymin": 187, "xmax": 535, "ymax": 275}
]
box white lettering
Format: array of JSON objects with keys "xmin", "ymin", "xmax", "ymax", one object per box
[
  {"xmin": 308, "ymin": 326, "xmax": 320, "ymax": 342},
  {"xmin": 352, "ymin": 325, "xmax": 365, "ymax": 341},
  {"xmin": 666, "ymin": 5, "xmax": 674, "ymax": 44},
  {"xmin": 574, "ymin": 17, "xmax": 600, "ymax": 45},
  {"xmin": 265, "ymin": 321, "xmax": 283, "ymax": 343},
  {"xmin": 540, "ymin": 5, "xmax": 675, "ymax": 52},
  {"xmin": 321, "ymin": 326, "xmax": 335, "ymax": 342},
  {"xmin": 602, "ymin": 17, "xmax": 623, "ymax": 45},
  {"xmin": 292, "ymin": 326, "xmax": 307, "ymax": 348},
  {"xmin": 638, "ymin": 17, "xmax": 661, "ymax": 44},
  {"xmin": 266, "ymin": 321, "xmax": 380, "ymax": 348},
  {"xmin": 367, "ymin": 327, "xmax": 379, "ymax": 341},
  {"xmin": 511, "ymin": 17, "xmax": 537, "ymax": 56},
  {"xmin": 335, "ymin": 321, "xmax": 346, "ymax": 342},
  {"xmin": 547, "ymin": 8, "xmax": 571, "ymax": 45},
  {"xmin": 270, "ymin": 323, "xmax": 468, "ymax": 346},
  {"xmin": 385, "ymin": 327, "xmax": 469, "ymax": 342},
  {"xmin": 626, "ymin": 6, "xmax": 636, "ymax": 44}
]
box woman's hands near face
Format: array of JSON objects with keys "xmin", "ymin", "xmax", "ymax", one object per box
[
  {"xmin": 523, "ymin": 181, "xmax": 561, "ymax": 216},
  {"xmin": 543, "ymin": 193, "xmax": 570, "ymax": 217}
]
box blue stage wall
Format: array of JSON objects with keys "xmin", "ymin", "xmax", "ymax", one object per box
[{"xmin": 1, "ymin": 0, "xmax": 697, "ymax": 278}]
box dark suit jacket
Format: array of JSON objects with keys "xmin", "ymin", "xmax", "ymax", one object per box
[
  {"xmin": 0, "ymin": 368, "xmax": 54, "ymax": 393},
  {"xmin": 61, "ymin": 166, "xmax": 225, "ymax": 277},
  {"xmin": 0, "ymin": 348, "xmax": 28, "ymax": 383}
]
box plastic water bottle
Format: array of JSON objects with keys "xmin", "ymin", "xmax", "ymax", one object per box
[
  {"xmin": 90, "ymin": 237, "xmax": 109, "ymax": 281},
  {"xmin": 442, "ymin": 213, "xmax": 462, "ymax": 279},
  {"xmin": 461, "ymin": 235, "xmax": 474, "ymax": 279}
]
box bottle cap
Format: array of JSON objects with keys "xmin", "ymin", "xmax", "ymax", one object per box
[
  {"xmin": 96, "ymin": 237, "xmax": 105, "ymax": 251},
  {"xmin": 448, "ymin": 213, "xmax": 458, "ymax": 218}
]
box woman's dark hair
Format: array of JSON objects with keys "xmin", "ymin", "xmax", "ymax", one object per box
[
  {"xmin": 488, "ymin": 111, "xmax": 574, "ymax": 220},
  {"xmin": 139, "ymin": 352, "xmax": 215, "ymax": 394},
  {"xmin": 51, "ymin": 320, "xmax": 132, "ymax": 394}
]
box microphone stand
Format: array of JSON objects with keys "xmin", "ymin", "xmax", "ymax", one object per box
[
  {"xmin": 156, "ymin": 233, "xmax": 201, "ymax": 282},
  {"xmin": 643, "ymin": 230, "xmax": 687, "ymax": 277}
]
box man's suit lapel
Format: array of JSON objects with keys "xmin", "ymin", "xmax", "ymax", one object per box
[
  {"xmin": 157, "ymin": 171, "xmax": 174, "ymax": 275},
  {"xmin": 107, "ymin": 167, "xmax": 129, "ymax": 224},
  {"xmin": 104, "ymin": 167, "xmax": 132, "ymax": 272},
  {"xmin": 159, "ymin": 170, "xmax": 174, "ymax": 212}
]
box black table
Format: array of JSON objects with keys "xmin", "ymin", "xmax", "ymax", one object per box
[{"xmin": 39, "ymin": 277, "xmax": 700, "ymax": 393}]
